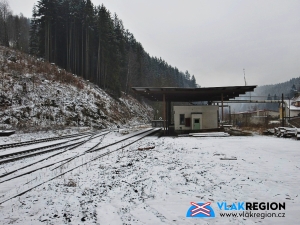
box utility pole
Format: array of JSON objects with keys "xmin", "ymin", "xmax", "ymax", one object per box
[
  {"xmin": 229, "ymin": 105, "xmax": 231, "ymax": 124},
  {"xmin": 221, "ymin": 93, "xmax": 224, "ymax": 123},
  {"xmin": 163, "ymin": 94, "xmax": 166, "ymax": 135},
  {"xmin": 243, "ymin": 68, "xmax": 251, "ymax": 101},
  {"xmin": 281, "ymin": 93, "xmax": 284, "ymax": 127},
  {"xmin": 288, "ymin": 98, "xmax": 290, "ymax": 120},
  {"xmin": 243, "ymin": 68, "xmax": 247, "ymax": 86}
]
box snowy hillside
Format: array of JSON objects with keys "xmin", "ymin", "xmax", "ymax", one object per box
[{"xmin": 0, "ymin": 46, "xmax": 153, "ymax": 131}]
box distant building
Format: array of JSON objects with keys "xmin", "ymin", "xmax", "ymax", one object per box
[
  {"xmin": 230, "ymin": 110, "xmax": 279, "ymax": 126},
  {"xmin": 282, "ymin": 96, "xmax": 300, "ymax": 118}
]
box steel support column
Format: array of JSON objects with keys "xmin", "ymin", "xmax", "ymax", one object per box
[
  {"xmin": 221, "ymin": 93, "xmax": 224, "ymax": 123},
  {"xmin": 282, "ymin": 93, "xmax": 284, "ymax": 127},
  {"xmin": 163, "ymin": 94, "xmax": 166, "ymax": 134},
  {"xmin": 167, "ymin": 101, "xmax": 171, "ymax": 134}
]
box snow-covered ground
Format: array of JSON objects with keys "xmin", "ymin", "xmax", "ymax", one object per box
[{"xmin": 0, "ymin": 132, "xmax": 299, "ymax": 225}]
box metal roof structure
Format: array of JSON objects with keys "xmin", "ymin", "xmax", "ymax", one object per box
[{"xmin": 132, "ymin": 85, "xmax": 257, "ymax": 102}]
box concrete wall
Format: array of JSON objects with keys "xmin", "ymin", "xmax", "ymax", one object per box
[
  {"xmin": 290, "ymin": 110, "xmax": 300, "ymax": 117},
  {"xmin": 267, "ymin": 111, "xmax": 279, "ymax": 118},
  {"xmin": 249, "ymin": 110, "xmax": 279, "ymax": 118},
  {"xmin": 174, "ymin": 106, "xmax": 218, "ymax": 130},
  {"xmin": 250, "ymin": 117, "xmax": 267, "ymax": 125}
]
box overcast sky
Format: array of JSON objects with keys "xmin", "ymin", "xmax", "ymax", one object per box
[{"xmin": 8, "ymin": 0, "xmax": 300, "ymax": 87}]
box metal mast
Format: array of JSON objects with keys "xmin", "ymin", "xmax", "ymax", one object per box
[{"xmin": 243, "ymin": 68, "xmax": 247, "ymax": 86}]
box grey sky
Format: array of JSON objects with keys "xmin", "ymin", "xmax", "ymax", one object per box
[{"xmin": 9, "ymin": 0, "xmax": 300, "ymax": 87}]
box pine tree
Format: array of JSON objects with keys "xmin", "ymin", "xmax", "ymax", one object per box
[
  {"xmin": 191, "ymin": 75, "xmax": 197, "ymax": 87},
  {"xmin": 30, "ymin": 5, "xmax": 39, "ymax": 55},
  {"xmin": 267, "ymin": 94, "xmax": 271, "ymax": 100},
  {"xmin": 29, "ymin": 0, "xmax": 198, "ymax": 95},
  {"xmin": 0, "ymin": 0, "xmax": 11, "ymax": 47}
]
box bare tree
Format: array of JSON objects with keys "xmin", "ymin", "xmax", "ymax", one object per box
[{"xmin": 0, "ymin": 0, "xmax": 11, "ymax": 46}]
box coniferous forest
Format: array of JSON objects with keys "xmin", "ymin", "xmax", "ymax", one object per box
[
  {"xmin": 0, "ymin": 0, "xmax": 198, "ymax": 97},
  {"xmin": 0, "ymin": 0, "xmax": 30, "ymax": 52},
  {"xmin": 29, "ymin": 0, "xmax": 197, "ymax": 96}
]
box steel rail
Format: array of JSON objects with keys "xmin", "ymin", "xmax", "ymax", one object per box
[
  {"xmin": 0, "ymin": 135, "xmax": 91, "ymax": 163},
  {"xmin": 0, "ymin": 131, "xmax": 111, "ymax": 175},
  {"xmin": 0, "ymin": 139, "xmax": 87, "ymax": 179},
  {"xmin": 0, "ymin": 128, "xmax": 161, "ymax": 205},
  {"xmin": 0, "ymin": 131, "xmax": 95, "ymax": 150},
  {"xmin": 0, "ymin": 131, "xmax": 110, "ymax": 180},
  {"xmin": 0, "ymin": 138, "xmax": 86, "ymax": 165},
  {"xmin": 0, "ymin": 128, "xmax": 160, "ymax": 205}
]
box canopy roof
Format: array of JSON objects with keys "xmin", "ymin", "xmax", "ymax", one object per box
[{"xmin": 132, "ymin": 86, "xmax": 257, "ymax": 102}]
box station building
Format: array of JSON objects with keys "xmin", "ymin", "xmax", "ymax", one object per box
[
  {"xmin": 132, "ymin": 86, "xmax": 257, "ymax": 134},
  {"xmin": 174, "ymin": 105, "xmax": 219, "ymax": 130}
]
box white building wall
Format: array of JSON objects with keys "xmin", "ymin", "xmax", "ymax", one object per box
[
  {"xmin": 290, "ymin": 110, "xmax": 300, "ymax": 117},
  {"xmin": 267, "ymin": 111, "xmax": 279, "ymax": 118},
  {"xmin": 174, "ymin": 106, "xmax": 218, "ymax": 130}
]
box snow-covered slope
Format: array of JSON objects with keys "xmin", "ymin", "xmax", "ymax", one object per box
[{"xmin": 0, "ymin": 46, "xmax": 153, "ymax": 130}]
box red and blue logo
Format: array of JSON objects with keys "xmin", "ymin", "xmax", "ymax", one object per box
[{"xmin": 186, "ymin": 202, "xmax": 216, "ymax": 218}]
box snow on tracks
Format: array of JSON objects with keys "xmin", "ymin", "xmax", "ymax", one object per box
[{"xmin": 0, "ymin": 128, "xmax": 160, "ymax": 206}]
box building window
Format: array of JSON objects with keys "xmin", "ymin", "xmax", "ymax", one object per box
[{"xmin": 180, "ymin": 114, "xmax": 185, "ymax": 125}]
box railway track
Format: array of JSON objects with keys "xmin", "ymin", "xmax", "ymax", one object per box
[
  {"xmin": 0, "ymin": 130, "xmax": 111, "ymax": 165},
  {"xmin": 0, "ymin": 131, "xmax": 95, "ymax": 150},
  {"xmin": 0, "ymin": 131, "xmax": 111, "ymax": 181},
  {"xmin": 0, "ymin": 140, "xmax": 86, "ymax": 179},
  {"xmin": 0, "ymin": 128, "xmax": 160, "ymax": 204},
  {"xmin": 0, "ymin": 135, "xmax": 89, "ymax": 165}
]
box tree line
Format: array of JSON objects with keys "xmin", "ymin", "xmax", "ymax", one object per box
[
  {"xmin": 256, "ymin": 77, "xmax": 300, "ymax": 100},
  {"xmin": 27, "ymin": 0, "xmax": 197, "ymax": 96},
  {"xmin": 0, "ymin": 0, "xmax": 30, "ymax": 52}
]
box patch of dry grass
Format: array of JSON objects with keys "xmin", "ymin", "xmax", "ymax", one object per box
[{"xmin": 1, "ymin": 46, "xmax": 84, "ymax": 90}]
